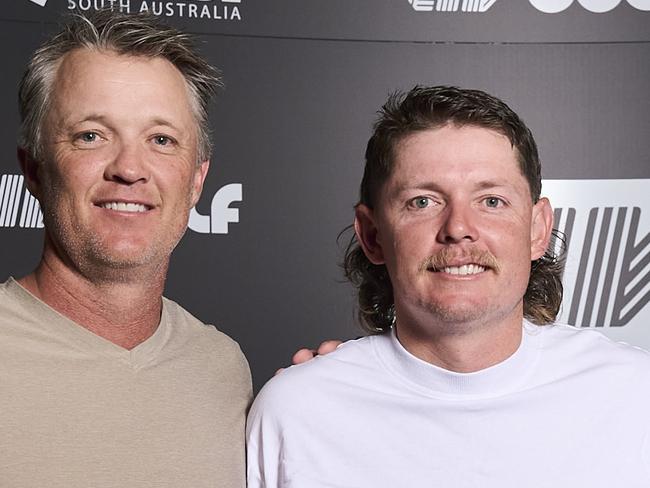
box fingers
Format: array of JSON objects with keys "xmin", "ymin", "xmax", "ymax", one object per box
[
  {"xmin": 316, "ymin": 340, "xmax": 343, "ymax": 356},
  {"xmin": 290, "ymin": 340, "xmax": 343, "ymax": 365},
  {"xmin": 286, "ymin": 340, "xmax": 345, "ymax": 372},
  {"xmin": 291, "ymin": 348, "xmax": 317, "ymax": 365}
]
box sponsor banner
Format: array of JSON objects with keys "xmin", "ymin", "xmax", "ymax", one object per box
[
  {"xmin": 6, "ymin": 0, "xmax": 649, "ymax": 43},
  {"xmin": 65, "ymin": 0, "xmax": 243, "ymax": 22},
  {"xmin": 544, "ymin": 179, "xmax": 650, "ymax": 348},
  {"xmin": 7, "ymin": 0, "xmax": 245, "ymax": 32},
  {"xmin": 412, "ymin": 0, "xmax": 650, "ymax": 12}
]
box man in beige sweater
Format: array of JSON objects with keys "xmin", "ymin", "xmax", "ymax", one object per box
[{"xmin": 1, "ymin": 9, "xmax": 251, "ymax": 487}]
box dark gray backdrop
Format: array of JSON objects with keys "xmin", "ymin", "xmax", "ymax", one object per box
[{"xmin": 1, "ymin": 0, "xmax": 649, "ymax": 391}]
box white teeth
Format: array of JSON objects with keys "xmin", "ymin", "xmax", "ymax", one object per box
[
  {"xmin": 443, "ymin": 264, "xmax": 485, "ymax": 275},
  {"xmin": 100, "ymin": 202, "xmax": 147, "ymax": 213}
]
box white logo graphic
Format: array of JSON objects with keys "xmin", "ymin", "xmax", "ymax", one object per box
[
  {"xmin": 0, "ymin": 174, "xmax": 44, "ymax": 229},
  {"xmin": 408, "ymin": 0, "xmax": 497, "ymax": 12},
  {"xmin": 66, "ymin": 0, "xmax": 243, "ymax": 21},
  {"xmin": 530, "ymin": 0, "xmax": 649, "ymax": 12},
  {"xmin": 29, "ymin": 0, "xmax": 48, "ymax": 6},
  {"xmin": 543, "ymin": 179, "xmax": 649, "ymax": 345},
  {"xmin": 188, "ymin": 183, "xmax": 242, "ymax": 234}
]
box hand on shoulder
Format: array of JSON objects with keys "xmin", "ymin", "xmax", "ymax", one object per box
[{"xmin": 275, "ymin": 340, "xmax": 343, "ymax": 375}]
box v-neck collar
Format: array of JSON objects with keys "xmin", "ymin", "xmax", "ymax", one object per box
[{"xmin": 4, "ymin": 277, "xmax": 170, "ymax": 369}]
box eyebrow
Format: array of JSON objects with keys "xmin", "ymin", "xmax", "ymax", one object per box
[
  {"xmin": 391, "ymin": 179, "xmax": 515, "ymax": 196},
  {"xmin": 65, "ymin": 115, "xmax": 182, "ymax": 133},
  {"xmin": 149, "ymin": 118, "xmax": 182, "ymax": 131},
  {"xmin": 64, "ymin": 114, "xmax": 111, "ymax": 127},
  {"xmin": 473, "ymin": 180, "xmax": 513, "ymax": 192}
]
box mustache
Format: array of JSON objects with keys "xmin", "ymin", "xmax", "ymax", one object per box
[{"xmin": 418, "ymin": 248, "xmax": 501, "ymax": 274}]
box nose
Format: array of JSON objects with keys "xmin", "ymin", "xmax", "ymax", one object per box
[
  {"xmin": 436, "ymin": 201, "xmax": 479, "ymax": 244},
  {"xmin": 104, "ymin": 142, "xmax": 150, "ymax": 185}
]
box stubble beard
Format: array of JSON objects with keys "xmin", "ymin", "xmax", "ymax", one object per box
[
  {"xmin": 415, "ymin": 297, "xmax": 503, "ymax": 335},
  {"xmin": 42, "ymin": 200, "xmax": 187, "ymax": 285}
]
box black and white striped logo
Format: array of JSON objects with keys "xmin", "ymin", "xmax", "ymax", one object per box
[
  {"xmin": 0, "ymin": 174, "xmax": 43, "ymax": 229},
  {"xmin": 544, "ymin": 179, "xmax": 649, "ymax": 330},
  {"xmin": 408, "ymin": 0, "xmax": 498, "ymax": 12}
]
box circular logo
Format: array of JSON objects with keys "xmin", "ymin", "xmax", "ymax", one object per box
[
  {"xmin": 577, "ymin": 0, "xmax": 621, "ymax": 12},
  {"xmin": 529, "ymin": 0, "xmax": 574, "ymax": 12},
  {"xmin": 530, "ymin": 0, "xmax": 649, "ymax": 11},
  {"xmin": 626, "ymin": 0, "xmax": 650, "ymax": 9}
]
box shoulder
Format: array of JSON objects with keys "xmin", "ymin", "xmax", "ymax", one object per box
[
  {"xmin": 269, "ymin": 335, "xmax": 377, "ymax": 384},
  {"xmin": 249, "ymin": 335, "xmax": 380, "ymax": 416},
  {"xmin": 0, "ymin": 278, "xmax": 32, "ymax": 314},
  {"xmin": 0, "ymin": 279, "xmax": 11, "ymax": 297},
  {"xmin": 163, "ymin": 297, "xmax": 243, "ymax": 350},
  {"xmin": 0, "ymin": 279, "xmax": 17, "ymax": 315},
  {"xmin": 162, "ymin": 296, "xmax": 251, "ymax": 377},
  {"xmin": 538, "ymin": 323, "xmax": 650, "ymax": 386},
  {"xmin": 541, "ymin": 323, "xmax": 650, "ymax": 362}
]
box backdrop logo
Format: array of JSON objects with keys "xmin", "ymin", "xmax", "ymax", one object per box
[
  {"xmin": 529, "ymin": 0, "xmax": 649, "ymax": 13},
  {"xmin": 29, "ymin": 0, "xmax": 48, "ymax": 6},
  {"xmin": 0, "ymin": 174, "xmax": 43, "ymax": 229},
  {"xmin": 188, "ymin": 183, "xmax": 242, "ymax": 234},
  {"xmin": 408, "ymin": 0, "xmax": 498, "ymax": 12},
  {"xmin": 543, "ymin": 179, "xmax": 649, "ymax": 329},
  {"xmin": 66, "ymin": 0, "xmax": 243, "ymax": 21}
]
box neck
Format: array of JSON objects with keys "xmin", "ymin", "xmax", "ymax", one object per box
[
  {"xmin": 18, "ymin": 246, "xmax": 167, "ymax": 351},
  {"xmin": 395, "ymin": 308, "xmax": 524, "ymax": 373}
]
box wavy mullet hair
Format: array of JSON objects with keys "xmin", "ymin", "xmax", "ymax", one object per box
[{"xmin": 343, "ymin": 86, "xmax": 565, "ymax": 334}]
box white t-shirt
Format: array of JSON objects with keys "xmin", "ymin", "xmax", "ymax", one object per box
[{"xmin": 247, "ymin": 321, "xmax": 650, "ymax": 487}]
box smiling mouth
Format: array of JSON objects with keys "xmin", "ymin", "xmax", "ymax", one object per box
[
  {"xmin": 420, "ymin": 249, "xmax": 500, "ymax": 275},
  {"xmin": 441, "ymin": 264, "xmax": 486, "ymax": 276},
  {"xmin": 98, "ymin": 202, "xmax": 151, "ymax": 213}
]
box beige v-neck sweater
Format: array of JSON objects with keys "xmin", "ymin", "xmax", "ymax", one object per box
[{"xmin": 0, "ymin": 278, "xmax": 251, "ymax": 487}]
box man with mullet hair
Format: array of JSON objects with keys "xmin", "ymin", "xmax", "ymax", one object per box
[
  {"xmin": 247, "ymin": 86, "xmax": 650, "ymax": 487},
  {"xmin": 0, "ymin": 10, "xmax": 250, "ymax": 487}
]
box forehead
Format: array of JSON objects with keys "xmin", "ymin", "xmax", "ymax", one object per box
[
  {"xmin": 389, "ymin": 124, "xmax": 526, "ymax": 190},
  {"xmin": 48, "ymin": 48, "xmax": 195, "ymax": 125}
]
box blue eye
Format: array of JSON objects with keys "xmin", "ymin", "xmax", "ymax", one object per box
[
  {"xmin": 79, "ymin": 132, "xmax": 98, "ymax": 143},
  {"xmin": 153, "ymin": 135, "xmax": 173, "ymax": 146},
  {"xmin": 485, "ymin": 197, "xmax": 502, "ymax": 208},
  {"xmin": 412, "ymin": 197, "xmax": 430, "ymax": 209}
]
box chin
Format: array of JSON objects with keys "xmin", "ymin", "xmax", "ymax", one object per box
[
  {"xmin": 420, "ymin": 297, "xmax": 494, "ymax": 325},
  {"xmin": 430, "ymin": 308, "xmax": 487, "ymax": 325},
  {"xmin": 84, "ymin": 241, "xmax": 164, "ymax": 270}
]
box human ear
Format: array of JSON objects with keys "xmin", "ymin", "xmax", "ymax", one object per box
[
  {"xmin": 17, "ymin": 147, "xmax": 42, "ymax": 201},
  {"xmin": 530, "ymin": 197, "xmax": 554, "ymax": 260},
  {"xmin": 190, "ymin": 160, "xmax": 210, "ymax": 207},
  {"xmin": 354, "ymin": 204, "xmax": 385, "ymax": 265}
]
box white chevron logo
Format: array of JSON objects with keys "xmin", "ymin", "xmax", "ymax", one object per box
[{"xmin": 408, "ymin": 0, "xmax": 498, "ymax": 12}]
